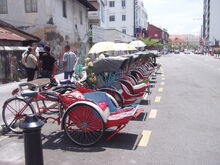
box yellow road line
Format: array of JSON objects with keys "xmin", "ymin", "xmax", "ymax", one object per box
[
  {"xmin": 138, "ymin": 130, "xmax": 152, "ymax": 147},
  {"xmin": 149, "ymin": 109, "xmax": 158, "ymax": 118},
  {"xmin": 155, "ymin": 96, "xmax": 161, "ymax": 103},
  {"xmin": 160, "ymin": 82, "xmax": 165, "ymax": 86},
  {"xmin": 158, "ymin": 88, "xmax": 164, "ymax": 92}
]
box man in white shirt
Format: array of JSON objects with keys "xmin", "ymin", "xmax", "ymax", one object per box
[{"xmin": 63, "ymin": 45, "xmax": 76, "ymax": 79}]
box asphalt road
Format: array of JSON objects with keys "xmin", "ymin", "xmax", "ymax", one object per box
[{"xmin": 0, "ymin": 53, "xmax": 220, "ymax": 165}]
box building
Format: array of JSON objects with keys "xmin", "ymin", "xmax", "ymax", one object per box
[
  {"xmin": 147, "ymin": 23, "xmax": 169, "ymax": 43},
  {"xmin": 0, "ymin": 20, "xmax": 39, "ymax": 83},
  {"xmin": 0, "ymin": 0, "xmax": 96, "ymax": 59},
  {"xmin": 88, "ymin": 0, "xmax": 106, "ymax": 43},
  {"xmin": 88, "ymin": 0, "xmax": 136, "ymax": 43},
  {"xmin": 103, "ymin": 0, "xmax": 147, "ymax": 38},
  {"xmin": 170, "ymin": 34, "xmax": 200, "ymax": 48},
  {"xmin": 135, "ymin": 0, "xmax": 148, "ymax": 38},
  {"xmin": 203, "ymin": 0, "xmax": 220, "ymax": 46}
]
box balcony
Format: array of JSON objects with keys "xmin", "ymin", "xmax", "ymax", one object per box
[{"xmin": 88, "ymin": 11, "xmax": 100, "ymax": 20}]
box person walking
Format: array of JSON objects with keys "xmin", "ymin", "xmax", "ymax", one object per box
[
  {"xmin": 63, "ymin": 45, "xmax": 76, "ymax": 79},
  {"xmin": 39, "ymin": 45, "xmax": 56, "ymax": 78},
  {"xmin": 23, "ymin": 47, "xmax": 38, "ymax": 81}
]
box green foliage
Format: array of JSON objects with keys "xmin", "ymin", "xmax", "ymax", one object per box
[
  {"xmin": 215, "ymin": 48, "xmax": 220, "ymax": 54},
  {"xmin": 141, "ymin": 37, "xmax": 164, "ymax": 49}
]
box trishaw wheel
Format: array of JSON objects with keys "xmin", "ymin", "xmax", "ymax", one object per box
[
  {"xmin": 62, "ymin": 104, "xmax": 105, "ymax": 146},
  {"xmin": 2, "ymin": 97, "xmax": 35, "ymax": 134}
]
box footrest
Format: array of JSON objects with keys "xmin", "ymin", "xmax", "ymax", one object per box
[{"xmin": 106, "ymin": 110, "xmax": 133, "ymax": 128}]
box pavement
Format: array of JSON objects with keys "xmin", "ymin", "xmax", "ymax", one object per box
[
  {"xmin": 0, "ymin": 53, "xmax": 220, "ymax": 165},
  {"xmin": 0, "ymin": 73, "xmax": 64, "ymax": 133}
]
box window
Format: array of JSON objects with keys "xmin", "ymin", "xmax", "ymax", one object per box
[
  {"xmin": 25, "ymin": 0, "xmax": 37, "ymax": 13},
  {"xmin": 80, "ymin": 10, "xmax": 83, "ymax": 24},
  {"xmin": 0, "ymin": 0, "xmax": 7, "ymax": 14},
  {"xmin": 122, "ymin": 29, "xmax": 126, "ymax": 34},
  {"xmin": 109, "ymin": 15, "xmax": 115, "ymax": 22},
  {"xmin": 122, "ymin": 0, "xmax": 126, "ymax": 8},
  {"xmin": 122, "ymin": 15, "xmax": 126, "ymax": 21},
  {"xmin": 109, "ymin": 1, "xmax": 115, "ymax": 7},
  {"xmin": 62, "ymin": 0, "xmax": 67, "ymax": 17}
]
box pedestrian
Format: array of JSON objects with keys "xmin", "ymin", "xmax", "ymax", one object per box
[
  {"xmin": 63, "ymin": 45, "xmax": 76, "ymax": 79},
  {"xmin": 23, "ymin": 47, "xmax": 38, "ymax": 81},
  {"xmin": 39, "ymin": 45, "xmax": 56, "ymax": 78}
]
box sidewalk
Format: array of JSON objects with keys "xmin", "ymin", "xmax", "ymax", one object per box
[{"xmin": 0, "ymin": 73, "xmax": 64, "ymax": 134}]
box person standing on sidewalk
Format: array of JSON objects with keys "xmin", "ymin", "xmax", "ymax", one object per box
[
  {"xmin": 24, "ymin": 47, "xmax": 38, "ymax": 81},
  {"xmin": 63, "ymin": 45, "xmax": 76, "ymax": 79},
  {"xmin": 39, "ymin": 45, "xmax": 56, "ymax": 78}
]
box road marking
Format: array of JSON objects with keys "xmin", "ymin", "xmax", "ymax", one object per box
[
  {"xmin": 138, "ymin": 130, "xmax": 152, "ymax": 147},
  {"xmin": 161, "ymin": 77, "xmax": 165, "ymax": 80},
  {"xmin": 161, "ymin": 74, "xmax": 165, "ymax": 77},
  {"xmin": 155, "ymin": 96, "xmax": 161, "ymax": 103},
  {"xmin": 160, "ymin": 82, "xmax": 165, "ymax": 86},
  {"xmin": 158, "ymin": 88, "xmax": 164, "ymax": 92},
  {"xmin": 149, "ymin": 109, "xmax": 158, "ymax": 118}
]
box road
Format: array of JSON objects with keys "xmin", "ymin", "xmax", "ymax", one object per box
[{"xmin": 0, "ymin": 53, "xmax": 220, "ymax": 165}]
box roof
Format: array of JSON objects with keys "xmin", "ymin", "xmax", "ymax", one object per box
[
  {"xmin": 0, "ymin": 19, "xmax": 40, "ymax": 42},
  {"xmin": 0, "ymin": 27, "xmax": 26, "ymax": 41},
  {"xmin": 77, "ymin": 0, "xmax": 97, "ymax": 11}
]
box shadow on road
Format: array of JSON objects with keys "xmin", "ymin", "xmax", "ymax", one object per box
[
  {"xmin": 131, "ymin": 112, "xmax": 147, "ymax": 121},
  {"xmin": 42, "ymin": 130, "xmax": 139, "ymax": 152}
]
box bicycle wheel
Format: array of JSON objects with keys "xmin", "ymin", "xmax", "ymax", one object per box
[
  {"xmin": 62, "ymin": 104, "xmax": 105, "ymax": 146},
  {"xmin": 2, "ymin": 97, "xmax": 35, "ymax": 134}
]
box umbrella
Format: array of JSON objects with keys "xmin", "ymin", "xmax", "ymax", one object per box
[
  {"xmin": 129, "ymin": 40, "xmax": 146, "ymax": 48},
  {"xmin": 89, "ymin": 41, "xmax": 115, "ymax": 54},
  {"xmin": 114, "ymin": 43, "xmax": 137, "ymax": 51}
]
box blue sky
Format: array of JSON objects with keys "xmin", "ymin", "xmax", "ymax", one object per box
[{"xmin": 143, "ymin": 0, "xmax": 203, "ymax": 35}]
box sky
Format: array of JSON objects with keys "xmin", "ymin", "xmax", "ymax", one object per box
[{"xmin": 143, "ymin": 0, "xmax": 203, "ymax": 35}]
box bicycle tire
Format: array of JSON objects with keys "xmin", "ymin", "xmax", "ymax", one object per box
[
  {"xmin": 62, "ymin": 104, "xmax": 105, "ymax": 146},
  {"xmin": 2, "ymin": 97, "xmax": 35, "ymax": 134}
]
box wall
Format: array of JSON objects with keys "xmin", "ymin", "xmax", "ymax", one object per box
[
  {"xmin": 104, "ymin": 29, "xmax": 135, "ymax": 42},
  {"xmin": 104, "ymin": 0, "xmax": 135, "ymax": 36},
  {"xmin": 0, "ymin": 0, "xmax": 90, "ymax": 60},
  {"xmin": 209, "ymin": 0, "xmax": 220, "ymax": 43},
  {"xmin": 148, "ymin": 24, "xmax": 162, "ymax": 40}
]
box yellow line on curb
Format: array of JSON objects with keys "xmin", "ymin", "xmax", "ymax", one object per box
[
  {"xmin": 149, "ymin": 109, "xmax": 158, "ymax": 118},
  {"xmin": 160, "ymin": 82, "xmax": 165, "ymax": 86},
  {"xmin": 155, "ymin": 96, "xmax": 161, "ymax": 103},
  {"xmin": 158, "ymin": 88, "xmax": 164, "ymax": 92},
  {"xmin": 138, "ymin": 130, "xmax": 152, "ymax": 147}
]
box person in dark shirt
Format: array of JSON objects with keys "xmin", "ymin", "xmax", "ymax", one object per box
[{"xmin": 39, "ymin": 45, "xmax": 56, "ymax": 78}]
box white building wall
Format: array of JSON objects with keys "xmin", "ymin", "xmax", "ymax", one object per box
[
  {"xmin": 209, "ymin": 0, "xmax": 220, "ymax": 43},
  {"xmin": 0, "ymin": 0, "xmax": 48, "ymax": 32},
  {"xmin": 104, "ymin": 0, "xmax": 135, "ymax": 36},
  {"xmin": 104, "ymin": 29, "xmax": 135, "ymax": 43},
  {"xmin": 0, "ymin": 0, "xmax": 89, "ymax": 54}
]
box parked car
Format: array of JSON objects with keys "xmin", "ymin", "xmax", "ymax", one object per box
[
  {"xmin": 174, "ymin": 50, "xmax": 180, "ymax": 54},
  {"xmin": 184, "ymin": 49, "xmax": 190, "ymax": 54}
]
